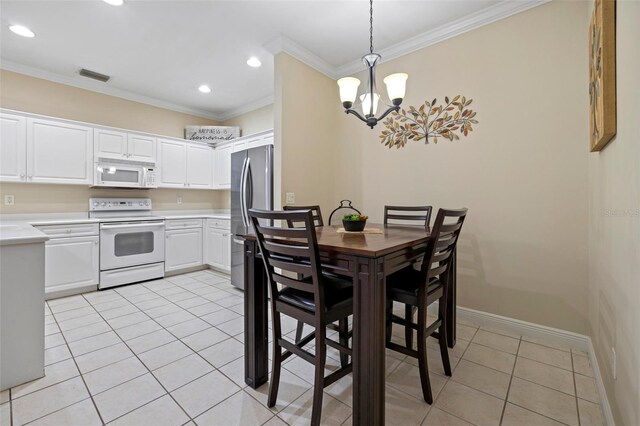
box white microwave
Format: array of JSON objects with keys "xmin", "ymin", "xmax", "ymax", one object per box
[{"xmin": 93, "ymin": 161, "xmax": 157, "ymax": 188}]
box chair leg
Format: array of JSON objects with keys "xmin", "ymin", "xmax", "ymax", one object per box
[
  {"xmin": 338, "ymin": 318, "xmax": 349, "ymax": 368},
  {"xmin": 311, "ymin": 325, "xmax": 326, "ymax": 426},
  {"xmin": 438, "ymin": 294, "xmax": 452, "ymax": 376},
  {"xmin": 267, "ymin": 311, "xmax": 282, "ymax": 408},
  {"xmin": 404, "ymin": 304, "xmax": 414, "ymax": 349},
  {"xmin": 385, "ymin": 298, "xmax": 393, "ymax": 344},
  {"xmin": 295, "ymin": 321, "xmax": 304, "ymax": 343},
  {"xmin": 416, "ymin": 320, "xmax": 434, "ymax": 404}
]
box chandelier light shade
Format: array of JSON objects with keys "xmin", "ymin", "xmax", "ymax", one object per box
[{"xmin": 337, "ymin": 0, "xmax": 408, "ymax": 129}]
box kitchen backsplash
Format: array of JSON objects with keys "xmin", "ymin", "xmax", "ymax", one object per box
[{"xmin": 0, "ymin": 183, "xmax": 230, "ymax": 214}]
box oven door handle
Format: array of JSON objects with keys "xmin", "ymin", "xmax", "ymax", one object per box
[{"xmin": 101, "ymin": 221, "xmax": 165, "ymax": 229}]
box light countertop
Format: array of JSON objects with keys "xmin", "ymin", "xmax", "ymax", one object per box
[
  {"xmin": 0, "ymin": 222, "xmax": 49, "ymax": 246},
  {"xmin": 0, "ymin": 210, "xmax": 230, "ymax": 243}
]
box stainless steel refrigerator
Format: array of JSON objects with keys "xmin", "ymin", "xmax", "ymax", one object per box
[{"xmin": 230, "ymin": 145, "xmax": 273, "ymax": 289}]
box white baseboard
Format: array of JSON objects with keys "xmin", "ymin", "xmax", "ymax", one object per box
[
  {"xmin": 587, "ymin": 338, "xmax": 616, "ymax": 426},
  {"xmin": 423, "ymin": 303, "xmax": 614, "ymax": 425}
]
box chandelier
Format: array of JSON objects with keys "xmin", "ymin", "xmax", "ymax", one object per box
[{"xmin": 337, "ymin": 0, "xmax": 408, "ymax": 129}]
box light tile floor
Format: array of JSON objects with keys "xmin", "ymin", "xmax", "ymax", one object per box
[{"xmin": 1, "ymin": 270, "xmax": 605, "ymax": 426}]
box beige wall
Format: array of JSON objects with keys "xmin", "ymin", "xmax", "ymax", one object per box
[
  {"xmin": 222, "ymin": 104, "xmax": 273, "ymax": 136},
  {"xmin": 587, "ymin": 1, "xmax": 640, "ymax": 424},
  {"xmin": 334, "ymin": 1, "xmax": 591, "ymax": 333},
  {"xmin": 0, "ymin": 70, "xmax": 229, "ymax": 213},
  {"xmin": 275, "ymin": 53, "xmax": 339, "ymax": 214}
]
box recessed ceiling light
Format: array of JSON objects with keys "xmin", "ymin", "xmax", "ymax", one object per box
[
  {"xmin": 246, "ymin": 57, "xmax": 262, "ymax": 68},
  {"xmin": 198, "ymin": 85, "xmax": 212, "ymax": 93},
  {"xmin": 103, "ymin": 0, "xmax": 124, "ymax": 5},
  {"xmin": 9, "ymin": 25, "xmax": 35, "ymax": 38}
]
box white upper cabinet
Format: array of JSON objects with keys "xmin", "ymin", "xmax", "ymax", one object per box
[
  {"xmin": 213, "ymin": 143, "xmax": 232, "ymax": 189},
  {"xmin": 186, "ymin": 143, "xmax": 212, "ymax": 188},
  {"xmin": 94, "ymin": 128, "xmax": 128, "ymax": 160},
  {"xmin": 27, "ymin": 118, "xmax": 93, "ymax": 185},
  {"xmin": 158, "ymin": 139, "xmax": 213, "ymax": 189},
  {"xmin": 158, "ymin": 138, "xmax": 187, "ymax": 188},
  {"xmin": 95, "ymin": 129, "xmax": 156, "ymax": 162},
  {"xmin": 213, "ymin": 130, "xmax": 273, "ymax": 190},
  {"xmin": 0, "ymin": 113, "xmax": 27, "ymax": 182},
  {"xmin": 128, "ymin": 134, "xmax": 156, "ymax": 162}
]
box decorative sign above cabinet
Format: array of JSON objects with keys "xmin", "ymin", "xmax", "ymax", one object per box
[{"xmin": 185, "ymin": 126, "xmax": 240, "ymax": 143}]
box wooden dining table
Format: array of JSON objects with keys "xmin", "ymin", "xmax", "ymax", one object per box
[{"xmin": 242, "ymin": 224, "xmax": 457, "ymax": 425}]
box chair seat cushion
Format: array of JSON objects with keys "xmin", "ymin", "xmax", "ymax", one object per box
[
  {"xmin": 278, "ymin": 274, "xmax": 353, "ymax": 313},
  {"xmin": 386, "ymin": 267, "xmax": 441, "ymax": 301}
]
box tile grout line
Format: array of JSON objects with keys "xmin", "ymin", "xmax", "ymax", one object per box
[
  {"xmin": 571, "ymin": 349, "xmax": 582, "ymax": 426},
  {"xmin": 425, "ymin": 325, "xmax": 480, "ymax": 425},
  {"xmin": 498, "ymin": 336, "xmax": 522, "ymax": 425},
  {"xmin": 22, "ymin": 300, "xmax": 108, "ymax": 426},
  {"xmin": 87, "ymin": 281, "xmax": 227, "ymax": 424}
]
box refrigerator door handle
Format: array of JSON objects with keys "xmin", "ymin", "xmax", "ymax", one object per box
[
  {"xmin": 266, "ymin": 145, "xmax": 273, "ymax": 211},
  {"xmin": 243, "ymin": 157, "xmax": 252, "ymax": 228},
  {"xmin": 239, "ymin": 157, "xmax": 249, "ymax": 229}
]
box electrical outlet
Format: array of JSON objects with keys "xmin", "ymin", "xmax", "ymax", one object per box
[
  {"xmin": 177, "ymin": 196, "xmax": 183, "ymax": 205},
  {"xmin": 286, "ymin": 192, "xmax": 295, "ymax": 204},
  {"xmin": 611, "ymin": 347, "xmax": 617, "ymax": 379},
  {"xmin": 4, "ymin": 195, "xmax": 15, "ymax": 206}
]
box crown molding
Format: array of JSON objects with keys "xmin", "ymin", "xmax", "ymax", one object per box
[
  {"xmin": 335, "ymin": 0, "xmax": 551, "ymax": 77},
  {"xmin": 218, "ymin": 94, "xmax": 274, "ymax": 122},
  {"xmin": 0, "ymin": 60, "xmax": 224, "ymax": 121},
  {"xmin": 1, "ymin": 1, "xmax": 549, "ymax": 122},
  {"xmin": 264, "ymin": 36, "xmax": 337, "ymax": 79}
]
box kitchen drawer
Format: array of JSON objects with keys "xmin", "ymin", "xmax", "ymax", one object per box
[
  {"xmin": 165, "ymin": 219, "xmax": 203, "ymax": 230},
  {"xmin": 35, "ymin": 223, "xmax": 99, "ymax": 238},
  {"xmin": 206, "ymin": 218, "xmax": 230, "ymax": 229}
]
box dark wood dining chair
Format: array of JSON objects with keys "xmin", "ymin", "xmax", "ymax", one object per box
[
  {"xmin": 284, "ymin": 206, "xmax": 323, "ymax": 338},
  {"xmin": 384, "ymin": 205, "xmax": 433, "ymax": 228},
  {"xmin": 384, "ymin": 205, "xmax": 433, "ymax": 346},
  {"xmin": 249, "ymin": 209, "xmax": 353, "ymax": 426},
  {"xmin": 385, "ymin": 207, "xmax": 467, "ymax": 404},
  {"xmin": 283, "ymin": 204, "xmax": 324, "ymax": 227}
]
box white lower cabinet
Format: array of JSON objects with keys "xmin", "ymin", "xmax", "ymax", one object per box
[
  {"xmin": 165, "ymin": 224, "xmax": 203, "ymax": 272},
  {"xmin": 43, "ymin": 235, "xmax": 99, "ymax": 299},
  {"xmin": 204, "ymin": 219, "xmax": 230, "ymax": 272}
]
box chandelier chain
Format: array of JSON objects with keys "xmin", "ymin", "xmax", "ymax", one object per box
[{"xmin": 369, "ymin": 0, "xmax": 373, "ymax": 53}]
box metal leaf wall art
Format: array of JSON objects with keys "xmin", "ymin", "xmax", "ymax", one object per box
[{"xmin": 379, "ymin": 96, "xmax": 478, "ymax": 149}]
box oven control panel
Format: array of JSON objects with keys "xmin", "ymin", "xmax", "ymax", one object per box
[{"xmin": 90, "ymin": 198, "xmax": 152, "ymax": 211}]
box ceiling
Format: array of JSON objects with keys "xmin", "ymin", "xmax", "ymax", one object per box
[{"xmin": 0, "ymin": 1, "xmax": 538, "ymax": 120}]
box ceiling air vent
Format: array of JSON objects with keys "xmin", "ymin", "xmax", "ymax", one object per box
[{"xmin": 79, "ymin": 68, "xmax": 110, "ymax": 82}]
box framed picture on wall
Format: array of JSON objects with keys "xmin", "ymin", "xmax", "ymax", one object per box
[{"xmin": 589, "ymin": 0, "xmax": 616, "ymax": 152}]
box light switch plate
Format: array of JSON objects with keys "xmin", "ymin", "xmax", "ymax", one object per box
[
  {"xmin": 4, "ymin": 195, "xmax": 15, "ymax": 205},
  {"xmin": 286, "ymin": 192, "xmax": 295, "ymax": 204}
]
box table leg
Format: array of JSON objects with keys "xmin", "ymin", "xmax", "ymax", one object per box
[
  {"xmin": 446, "ymin": 248, "xmax": 457, "ymax": 348},
  {"xmin": 352, "ymin": 256, "xmax": 386, "ymax": 425},
  {"xmin": 244, "ymin": 239, "xmax": 269, "ymax": 388}
]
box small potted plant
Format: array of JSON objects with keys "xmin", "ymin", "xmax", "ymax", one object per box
[{"xmin": 342, "ymin": 214, "xmax": 368, "ymax": 232}]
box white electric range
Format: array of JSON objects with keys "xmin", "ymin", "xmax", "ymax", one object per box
[{"xmin": 90, "ymin": 198, "xmax": 165, "ymax": 289}]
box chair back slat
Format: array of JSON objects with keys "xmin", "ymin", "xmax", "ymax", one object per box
[
  {"xmin": 384, "ymin": 205, "xmax": 432, "ymax": 228},
  {"xmin": 250, "ymin": 209, "xmax": 324, "ymax": 306},
  {"xmin": 269, "ymin": 258, "xmax": 313, "ymax": 276},
  {"xmin": 259, "ymin": 225, "xmax": 310, "ymax": 239},
  {"xmin": 283, "ymin": 205, "xmax": 324, "ymax": 228},
  {"xmin": 419, "ymin": 208, "xmax": 468, "ymax": 290},
  {"xmin": 272, "ymin": 272, "xmax": 315, "ymax": 292},
  {"xmin": 263, "ymin": 239, "xmax": 311, "ymax": 258}
]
